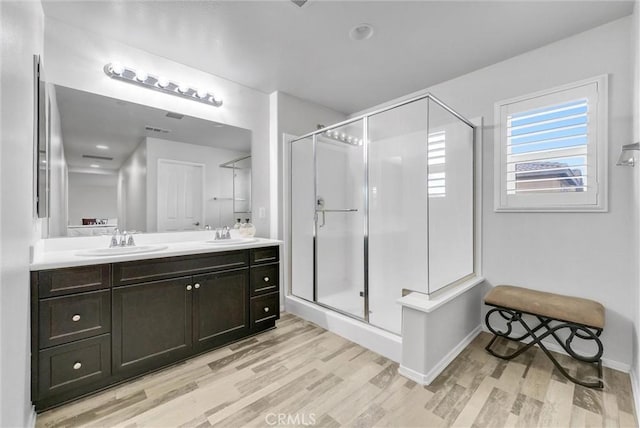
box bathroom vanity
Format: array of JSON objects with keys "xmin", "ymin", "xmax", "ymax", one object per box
[{"xmin": 30, "ymin": 240, "xmax": 280, "ymax": 411}]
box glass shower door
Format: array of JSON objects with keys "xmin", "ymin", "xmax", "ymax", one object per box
[{"xmin": 315, "ymin": 120, "xmax": 366, "ymax": 319}]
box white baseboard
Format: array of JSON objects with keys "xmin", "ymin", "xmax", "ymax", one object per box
[
  {"xmin": 630, "ymin": 369, "xmax": 640, "ymax": 421},
  {"xmin": 398, "ymin": 365, "xmax": 431, "ymax": 385},
  {"xmin": 399, "ymin": 325, "xmax": 482, "ymax": 386},
  {"xmin": 27, "ymin": 405, "xmax": 37, "ymax": 428},
  {"xmin": 480, "ymin": 326, "xmax": 630, "ymax": 373}
]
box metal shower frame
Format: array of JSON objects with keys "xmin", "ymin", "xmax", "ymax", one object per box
[{"xmin": 289, "ymin": 92, "xmax": 476, "ymax": 325}]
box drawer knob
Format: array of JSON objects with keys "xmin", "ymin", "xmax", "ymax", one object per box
[
  {"xmin": 186, "ymin": 285, "xmax": 192, "ymax": 291},
  {"xmin": 72, "ymin": 314, "xmax": 81, "ymax": 322},
  {"xmin": 73, "ymin": 362, "xmax": 82, "ymax": 370},
  {"xmin": 263, "ymin": 277, "xmax": 270, "ymax": 283},
  {"xmin": 194, "ymin": 283, "xmax": 201, "ymax": 289},
  {"xmin": 264, "ymin": 307, "xmax": 270, "ymax": 313}
]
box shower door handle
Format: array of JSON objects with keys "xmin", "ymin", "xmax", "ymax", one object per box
[{"xmin": 315, "ymin": 209, "xmax": 358, "ymax": 228}]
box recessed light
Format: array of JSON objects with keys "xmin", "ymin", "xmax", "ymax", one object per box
[
  {"xmin": 349, "ymin": 23, "xmax": 374, "ymax": 41},
  {"xmin": 90, "ymin": 164, "xmax": 100, "ymax": 168},
  {"xmin": 96, "ymin": 145, "xmax": 109, "ymax": 150}
]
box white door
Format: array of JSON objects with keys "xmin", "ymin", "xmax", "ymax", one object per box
[{"xmin": 157, "ymin": 160, "xmax": 204, "ymax": 232}]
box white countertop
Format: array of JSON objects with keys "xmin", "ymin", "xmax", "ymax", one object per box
[{"xmin": 31, "ymin": 231, "xmax": 282, "ymax": 271}]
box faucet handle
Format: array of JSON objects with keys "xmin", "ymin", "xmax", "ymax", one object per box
[
  {"xmin": 110, "ymin": 228, "xmax": 119, "ymax": 248},
  {"xmin": 127, "ymin": 234, "xmax": 135, "ymax": 246},
  {"xmin": 215, "ymin": 229, "xmax": 221, "ymax": 240}
]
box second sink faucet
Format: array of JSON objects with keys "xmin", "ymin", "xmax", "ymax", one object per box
[
  {"xmin": 110, "ymin": 229, "xmax": 136, "ymax": 247},
  {"xmin": 214, "ymin": 226, "xmax": 231, "ymax": 240}
]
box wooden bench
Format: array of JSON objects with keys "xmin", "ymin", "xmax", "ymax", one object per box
[{"xmin": 484, "ymin": 285, "xmax": 605, "ymax": 388}]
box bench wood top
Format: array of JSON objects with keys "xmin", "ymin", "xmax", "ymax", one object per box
[{"xmin": 484, "ymin": 285, "xmax": 605, "ymax": 329}]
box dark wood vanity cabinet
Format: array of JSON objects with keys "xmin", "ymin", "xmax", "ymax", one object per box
[
  {"xmin": 31, "ymin": 246, "xmax": 280, "ymax": 411},
  {"xmin": 112, "ymin": 277, "xmax": 194, "ymax": 378}
]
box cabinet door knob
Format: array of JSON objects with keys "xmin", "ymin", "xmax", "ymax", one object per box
[
  {"xmin": 72, "ymin": 314, "xmax": 81, "ymax": 322},
  {"xmin": 73, "ymin": 362, "xmax": 82, "ymax": 370},
  {"xmin": 186, "ymin": 285, "xmax": 192, "ymax": 291},
  {"xmin": 263, "ymin": 277, "xmax": 270, "ymax": 283},
  {"xmin": 264, "ymin": 307, "xmax": 270, "ymax": 313},
  {"xmin": 194, "ymin": 283, "xmax": 201, "ymax": 289}
]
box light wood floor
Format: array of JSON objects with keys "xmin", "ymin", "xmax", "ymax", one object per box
[{"xmin": 37, "ymin": 313, "xmax": 637, "ymax": 428}]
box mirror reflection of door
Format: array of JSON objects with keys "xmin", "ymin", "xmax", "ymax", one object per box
[{"xmin": 157, "ymin": 160, "xmax": 204, "ymax": 232}]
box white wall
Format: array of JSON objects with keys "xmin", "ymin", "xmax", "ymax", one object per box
[
  {"xmin": 145, "ymin": 137, "xmax": 247, "ymax": 232},
  {"xmin": 631, "ymin": 0, "xmax": 640, "ymax": 405},
  {"xmin": 118, "ymin": 140, "xmax": 147, "ymax": 232},
  {"xmin": 46, "ymin": 83, "xmax": 68, "ymax": 237},
  {"xmin": 0, "ymin": 1, "xmax": 43, "ymax": 426},
  {"xmin": 357, "ymin": 17, "xmax": 635, "ymax": 367},
  {"xmin": 67, "ymin": 172, "xmax": 118, "ymax": 226},
  {"xmin": 43, "ymin": 17, "xmax": 272, "ymax": 237}
]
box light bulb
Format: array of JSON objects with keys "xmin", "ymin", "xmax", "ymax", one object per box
[
  {"xmin": 157, "ymin": 77, "xmax": 170, "ymax": 88},
  {"xmin": 135, "ymin": 69, "xmax": 148, "ymax": 82},
  {"xmin": 196, "ymin": 89, "xmax": 209, "ymax": 99},
  {"xmin": 110, "ymin": 62, "xmax": 124, "ymax": 75},
  {"xmin": 177, "ymin": 84, "xmax": 189, "ymax": 94},
  {"xmin": 211, "ymin": 95, "xmax": 222, "ymax": 104}
]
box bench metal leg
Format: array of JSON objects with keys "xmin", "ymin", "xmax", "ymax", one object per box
[{"xmin": 485, "ymin": 306, "xmax": 603, "ymax": 389}]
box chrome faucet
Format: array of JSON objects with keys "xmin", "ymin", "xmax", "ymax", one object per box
[
  {"xmin": 120, "ymin": 231, "xmax": 128, "ymax": 247},
  {"xmin": 110, "ymin": 229, "xmax": 136, "ymax": 247},
  {"xmin": 214, "ymin": 226, "xmax": 231, "ymax": 240}
]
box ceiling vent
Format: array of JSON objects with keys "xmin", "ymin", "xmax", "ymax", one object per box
[
  {"xmin": 82, "ymin": 154, "xmax": 113, "ymax": 161},
  {"xmin": 145, "ymin": 125, "xmax": 171, "ymax": 134},
  {"xmin": 291, "ymin": 0, "xmax": 308, "ymax": 7},
  {"xmin": 166, "ymin": 111, "xmax": 184, "ymax": 120}
]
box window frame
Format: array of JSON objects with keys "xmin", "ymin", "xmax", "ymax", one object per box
[{"xmin": 494, "ymin": 75, "xmax": 608, "ymax": 213}]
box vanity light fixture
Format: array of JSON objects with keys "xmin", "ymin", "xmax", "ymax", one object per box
[
  {"xmin": 616, "ymin": 142, "xmax": 640, "ymax": 166},
  {"xmin": 323, "ymin": 129, "xmax": 363, "ymax": 146},
  {"xmin": 104, "ymin": 63, "xmax": 223, "ymax": 108}
]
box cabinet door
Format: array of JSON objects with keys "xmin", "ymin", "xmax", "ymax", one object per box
[
  {"xmin": 193, "ymin": 269, "xmax": 249, "ymax": 352},
  {"xmin": 113, "ymin": 277, "xmax": 193, "ymax": 377}
]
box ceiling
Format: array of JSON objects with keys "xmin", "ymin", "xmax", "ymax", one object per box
[
  {"xmin": 55, "ymin": 85, "xmax": 251, "ymax": 172},
  {"xmin": 42, "ymin": 1, "xmax": 634, "ymax": 114}
]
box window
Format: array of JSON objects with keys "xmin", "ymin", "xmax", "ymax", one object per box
[
  {"xmin": 494, "ymin": 75, "xmax": 607, "ymax": 212},
  {"xmin": 428, "ymin": 130, "xmax": 446, "ymax": 198}
]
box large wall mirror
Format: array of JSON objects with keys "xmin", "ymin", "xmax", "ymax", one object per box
[{"xmin": 41, "ymin": 84, "xmax": 252, "ymax": 238}]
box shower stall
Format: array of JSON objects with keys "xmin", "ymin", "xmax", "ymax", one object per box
[{"xmin": 289, "ymin": 93, "xmax": 476, "ymax": 335}]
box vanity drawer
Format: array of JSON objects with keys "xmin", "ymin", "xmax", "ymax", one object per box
[
  {"xmin": 250, "ymin": 264, "xmax": 279, "ymax": 296},
  {"xmin": 113, "ymin": 251, "xmax": 249, "ymax": 286},
  {"xmin": 39, "ymin": 290, "xmax": 111, "ymax": 349},
  {"xmin": 250, "ymin": 293, "xmax": 280, "ymax": 326},
  {"xmin": 38, "ymin": 334, "xmax": 111, "ymax": 399},
  {"xmin": 250, "ymin": 246, "xmax": 279, "ymax": 265},
  {"xmin": 37, "ymin": 265, "xmax": 110, "ymax": 298}
]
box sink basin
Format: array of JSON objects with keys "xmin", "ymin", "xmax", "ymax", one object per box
[
  {"xmin": 205, "ymin": 238, "xmax": 257, "ymax": 245},
  {"xmin": 76, "ymin": 245, "xmax": 168, "ymax": 257}
]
